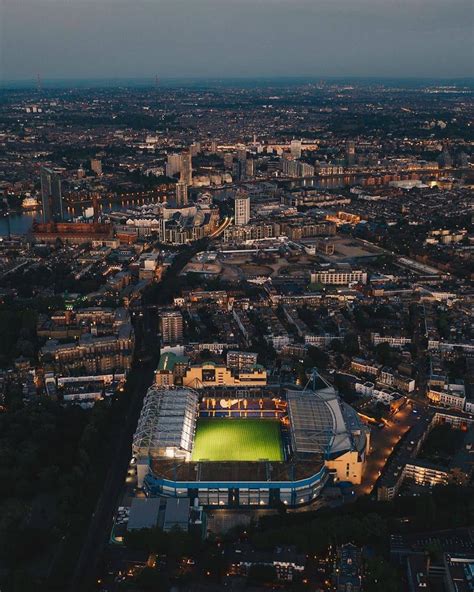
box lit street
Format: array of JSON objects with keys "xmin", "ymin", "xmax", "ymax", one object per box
[{"xmin": 358, "ymin": 401, "xmax": 425, "ymax": 496}]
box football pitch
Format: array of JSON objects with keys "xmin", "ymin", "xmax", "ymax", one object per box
[{"xmin": 191, "ymin": 418, "xmax": 283, "ymax": 462}]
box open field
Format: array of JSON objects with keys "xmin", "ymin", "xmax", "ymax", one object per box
[{"xmin": 192, "ymin": 418, "xmax": 283, "ymax": 462}]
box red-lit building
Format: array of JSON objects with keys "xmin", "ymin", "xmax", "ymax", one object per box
[{"xmin": 32, "ymin": 221, "xmax": 112, "ymax": 244}]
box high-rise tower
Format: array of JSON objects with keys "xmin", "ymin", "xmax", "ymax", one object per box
[
  {"xmin": 175, "ymin": 181, "xmax": 188, "ymax": 207},
  {"xmin": 234, "ymin": 191, "xmax": 250, "ymax": 226},
  {"xmin": 290, "ymin": 139, "xmax": 302, "ymax": 159},
  {"xmin": 166, "ymin": 153, "xmax": 182, "ymax": 177},
  {"xmin": 180, "ymin": 151, "xmax": 193, "ymax": 185},
  {"xmin": 40, "ymin": 167, "xmax": 64, "ymax": 222}
]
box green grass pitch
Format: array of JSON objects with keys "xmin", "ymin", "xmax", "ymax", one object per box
[{"xmin": 191, "ymin": 418, "xmax": 283, "ymax": 462}]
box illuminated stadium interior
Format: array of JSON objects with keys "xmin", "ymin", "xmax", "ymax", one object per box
[
  {"xmin": 133, "ymin": 382, "xmax": 369, "ymax": 508},
  {"xmin": 191, "ymin": 418, "xmax": 284, "ymax": 462}
]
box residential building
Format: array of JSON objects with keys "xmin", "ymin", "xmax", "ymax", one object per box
[
  {"xmin": 175, "ymin": 181, "xmax": 188, "ymax": 207},
  {"xmin": 310, "ymin": 268, "xmax": 368, "ymax": 286},
  {"xmin": 371, "ymin": 333, "xmax": 412, "ymax": 348},
  {"xmin": 180, "ymin": 151, "xmax": 193, "ymax": 185},
  {"xmin": 166, "ymin": 153, "xmax": 182, "ymax": 177},
  {"xmin": 160, "ymin": 311, "xmax": 184, "ymax": 345},
  {"xmin": 334, "ymin": 543, "xmax": 362, "ymax": 592},
  {"xmin": 90, "ymin": 158, "xmax": 102, "ymax": 175},
  {"xmin": 235, "ymin": 191, "xmax": 250, "ymax": 226},
  {"xmin": 427, "ymin": 381, "xmax": 466, "ymax": 411},
  {"xmin": 230, "ymin": 545, "xmax": 306, "ymax": 582},
  {"xmin": 290, "ymin": 139, "xmax": 302, "ymax": 159},
  {"xmin": 226, "ymin": 350, "xmax": 258, "ymax": 372}
]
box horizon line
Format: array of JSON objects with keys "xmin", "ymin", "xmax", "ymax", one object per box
[{"xmin": 2, "ymin": 74, "xmax": 474, "ymax": 83}]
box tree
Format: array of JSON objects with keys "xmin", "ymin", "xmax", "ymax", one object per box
[
  {"xmin": 342, "ymin": 333, "xmax": 360, "ymax": 356},
  {"xmin": 247, "ymin": 564, "xmax": 277, "ymax": 585},
  {"xmin": 425, "ymin": 541, "xmax": 443, "ymax": 563},
  {"xmin": 365, "ymin": 557, "xmax": 402, "ymax": 592},
  {"xmin": 295, "ymin": 362, "xmax": 308, "ymax": 386},
  {"xmin": 375, "ymin": 342, "xmax": 393, "ymax": 366},
  {"xmin": 133, "ymin": 567, "xmax": 170, "ymax": 591},
  {"xmin": 305, "ymin": 346, "xmax": 329, "ymax": 370},
  {"xmin": 198, "ymin": 349, "xmax": 212, "ymax": 362}
]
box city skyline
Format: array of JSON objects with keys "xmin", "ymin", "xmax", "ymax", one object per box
[{"xmin": 0, "ymin": 1, "xmax": 473, "ymax": 588}]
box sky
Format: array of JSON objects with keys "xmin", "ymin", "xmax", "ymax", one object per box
[{"xmin": 1, "ymin": 0, "xmax": 473, "ymax": 81}]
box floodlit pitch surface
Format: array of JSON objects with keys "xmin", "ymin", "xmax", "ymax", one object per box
[{"xmin": 192, "ymin": 418, "xmax": 283, "ymax": 462}]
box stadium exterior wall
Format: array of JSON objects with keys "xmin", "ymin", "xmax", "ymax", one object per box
[{"xmin": 143, "ymin": 464, "xmax": 329, "ymax": 508}]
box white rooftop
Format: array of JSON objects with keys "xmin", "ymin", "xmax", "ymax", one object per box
[
  {"xmin": 132, "ymin": 386, "xmax": 199, "ymax": 458},
  {"xmin": 287, "ymin": 386, "xmax": 355, "ymax": 458}
]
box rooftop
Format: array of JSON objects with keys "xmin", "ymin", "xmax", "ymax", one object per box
[
  {"xmin": 127, "ymin": 497, "xmax": 161, "ymax": 531},
  {"xmin": 132, "ymin": 386, "xmax": 199, "ymax": 458},
  {"xmin": 156, "ymin": 352, "xmax": 189, "ymax": 372},
  {"xmin": 287, "ymin": 386, "xmax": 363, "ymax": 458}
]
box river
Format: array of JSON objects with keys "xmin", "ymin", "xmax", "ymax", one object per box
[{"xmin": 0, "ymin": 211, "xmax": 42, "ymax": 237}]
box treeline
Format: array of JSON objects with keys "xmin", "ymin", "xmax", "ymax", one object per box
[
  {"xmin": 0, "ymin": 307, "xmax": 37, "ymax": 365},
  {"xmin": 251, "ymin": 486, "xmax": 474, "ymax": 554},
  {"xmin": 0, "ymin": 358, "xmax": 151, "ymax": 592},
  {"xmin": 125, "ymin": 527, "xmax": 201, "ymax": 558},
  {"xmin": 0, "ymin": 294, "xmax": 67, "ymax": 366},
  {"xmin": 0, "ymin": 399, "xmax": 95, "ymax": 589},
  {"xmin": 48, "ymin": 111, "xmax": 180, "ymax": 131},
  {"xmin": 2, "ymin": 262, "xmax": 105, "ymax": 298}
]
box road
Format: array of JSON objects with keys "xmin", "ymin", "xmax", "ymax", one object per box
[
  {"xmin": 208, "ymin": 216, "xmax": 232, "ymax": 239},
  {"xmin": 357, "ymin": 401, "xmax": 424, "ymax": 496},
  {"xmin": 68, "ymin": 359, "xmax": 155, "ymax": 592}
]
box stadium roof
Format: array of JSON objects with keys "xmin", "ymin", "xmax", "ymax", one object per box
[
  {"xmin": 287, "ymin": 386, "xmax": 355, "ymax": 458},
  {"xmin": 132, "ymin": 386, "xmax": 199, "ymax": 458}
]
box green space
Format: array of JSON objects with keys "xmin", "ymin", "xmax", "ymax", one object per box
[
  {"xmin": 419, "ymin": 424, "xmax": 465, "ymax": 465},
  {"xmin": 191, "ymin": 418, "xmax": 283, "ymax": 462}
]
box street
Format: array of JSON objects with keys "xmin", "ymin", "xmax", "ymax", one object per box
[{"xmin": 357, "ymin": 400, "xmax": 425, "ymax": 496}]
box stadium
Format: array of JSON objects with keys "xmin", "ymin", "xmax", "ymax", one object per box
[{"xmin": 132, "ymin": 376, "xmax": 369, "ymax": 508}]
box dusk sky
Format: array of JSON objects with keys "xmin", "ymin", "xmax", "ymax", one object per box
[{"xmin": 1, "ymin": 0, "xmax": 473, "ymax": 81}]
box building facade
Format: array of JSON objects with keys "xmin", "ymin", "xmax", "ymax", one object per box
[
  {"xmin": 234, "ymin": 192, "xmax": 250, "ymax": 226},
  {"xmin": 310, "ymin": 269, "xmax": 368, "ymax": 286},
  {"xmin": 160, "ymin": 311, "xmax": 184, "ymax": 345},
  {"xmin": 40, "ymin": 167, "xmax": 64, "ymax": 222}
]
